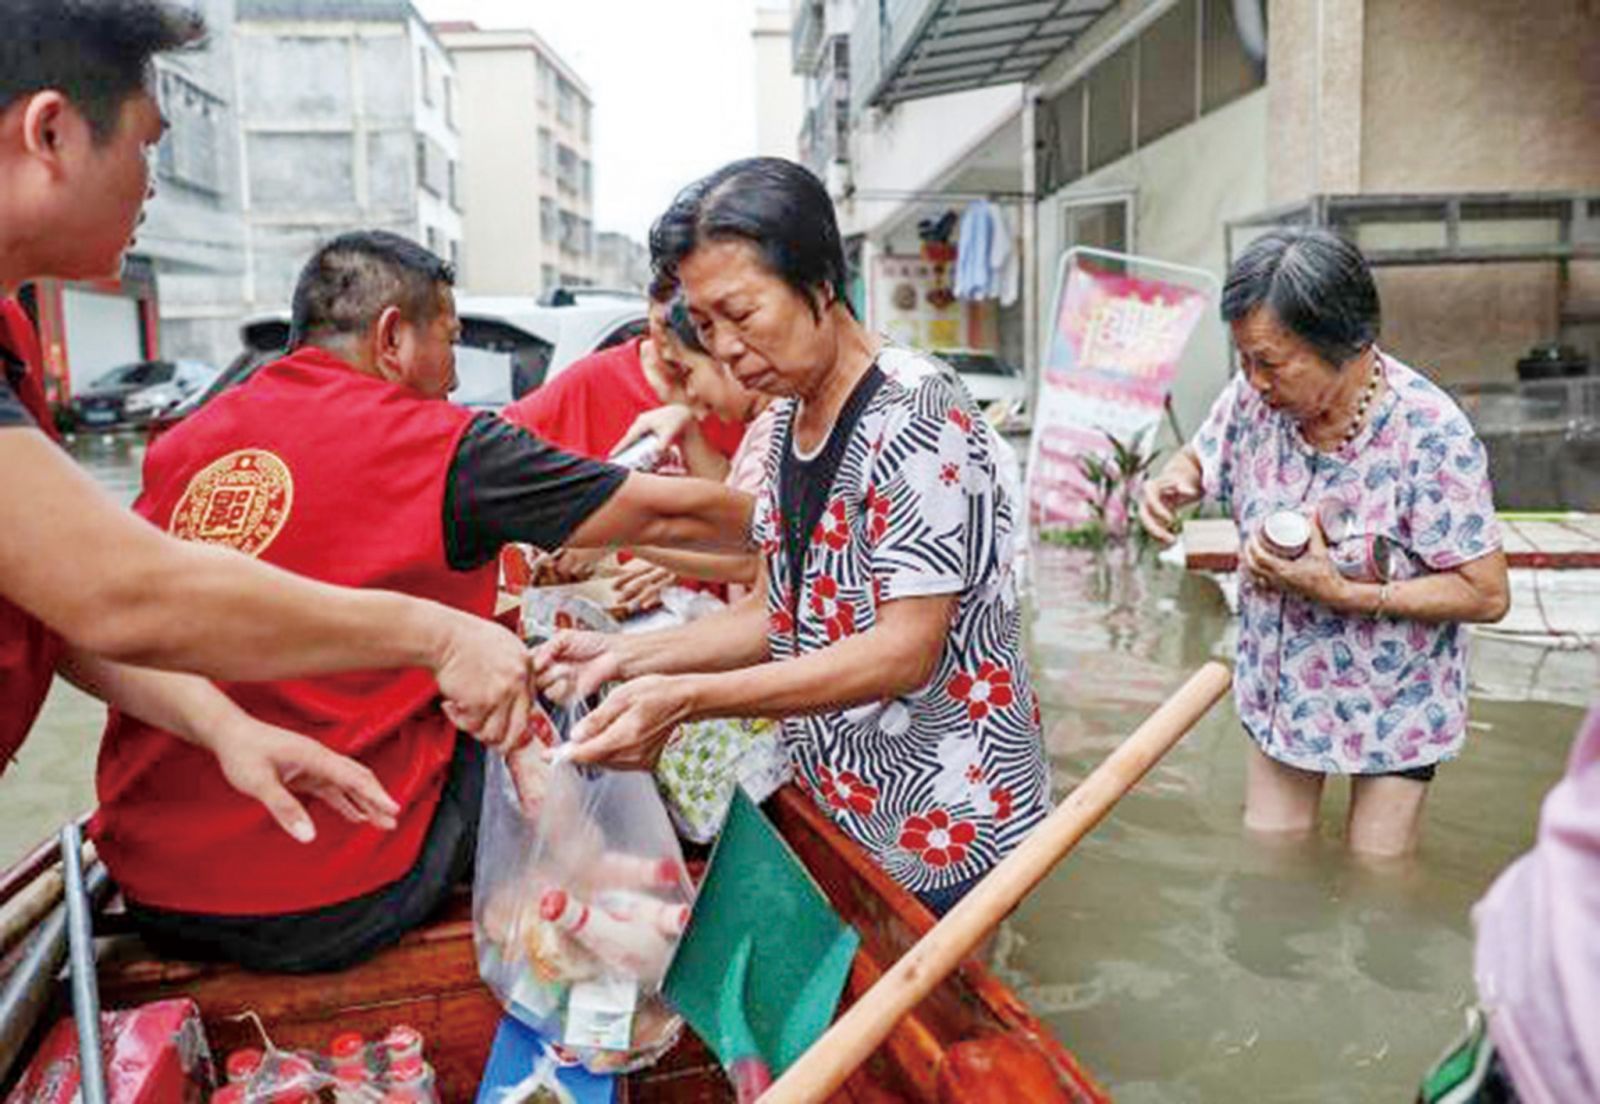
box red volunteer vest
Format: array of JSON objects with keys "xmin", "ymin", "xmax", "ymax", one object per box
[
  {"xmin": 0, "ymin": 298, "xmax": 65, "ymax": 770},
  {"xmin": 91, "ymin": 348, "xmax": 497, "ymax": 915}
]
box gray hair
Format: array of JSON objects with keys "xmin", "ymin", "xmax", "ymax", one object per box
[{"xmin": 1221, "ymin": 228, "xmax": 1381, "ymax": 368}]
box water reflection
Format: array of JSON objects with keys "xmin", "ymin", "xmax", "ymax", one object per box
[{"xmin": 1006, "ymin": 545, "xmax": 1581, "ymax": 1102}]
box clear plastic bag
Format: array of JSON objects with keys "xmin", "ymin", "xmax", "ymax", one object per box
[{"xmin": 475, "ymin": 700, "xmax": 692, "ymax": 1075}]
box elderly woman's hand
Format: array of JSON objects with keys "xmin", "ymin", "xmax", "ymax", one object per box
[
  {"xmin": 564, "ymin": 674, "xmax": 693, "ymax": 770},
  {"xmin": 1240, "ymin": 514, "xmax": 1346, "ymax": 606},
  {"xmin": 1139, "ymin": 450, "xmax": 1205, "ymax": 544}
]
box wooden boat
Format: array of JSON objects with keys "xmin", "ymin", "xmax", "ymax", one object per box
[{"xmin": 1, "ymin": 787, "xmax": 1108, "ymax": 1103}]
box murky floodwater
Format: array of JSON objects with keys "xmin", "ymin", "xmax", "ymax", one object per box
[{"xmin": 3, "ymin": 438, "xmax": 1588, "ymax": 1101}]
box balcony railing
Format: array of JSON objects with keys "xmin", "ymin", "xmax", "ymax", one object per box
[{"xmin": 791, "ymin": 0, "xmax": 825, "ymax": 72}]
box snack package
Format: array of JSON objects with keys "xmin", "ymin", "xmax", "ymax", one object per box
[
  {"xmin": 655, "ymin": 716, "xmax": 790, "ymax": 844},
  {"xmin": 4, "ymin": 999, "xmax": 212, "ymax": 1104},
  {"xmin": 475, "ymin": 701, "xmax": 693, "ymax": 1075}
]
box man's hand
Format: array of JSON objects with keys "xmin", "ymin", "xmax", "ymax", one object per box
[
  {"xmin": 534, "ymin": 630, "xmax": 624, "ymax": 704},
  {"xmin": 212, "ymin": 719, "xmax": 400, "ymax": 844},
  {"xmin": 565, "ymin": 674, "xmax": 693, "ymax": 770},
  {"xmin": 612, "ymin": 404, "xmax": 696, "ymax": 455},
  {"xmin": 613, "ymin": 558, "xmax": 675, "ymax": 614},
  {"xmin": 433, "ymin": 612, "xmax": 534, "ymax": 753},
  {"xmin": 1240, "ymin": 513, "xmax": 1344, "ymax": 606},
  {"xmin": 1139, "ymin": 461, "xmax": 1204, "ymax": 544}
]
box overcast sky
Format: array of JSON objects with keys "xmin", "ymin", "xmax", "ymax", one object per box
[{"xmin": 415, "ymin": 0, "xmax": 770, "ymax": 243}]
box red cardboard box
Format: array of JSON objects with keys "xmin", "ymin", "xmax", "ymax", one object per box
[{"xmin": 4, "ymin": 999, "xmax": 212, "ymax": 1104}]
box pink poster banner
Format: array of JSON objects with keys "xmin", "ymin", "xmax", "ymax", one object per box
[{"xmin": 1027, "ymin": 256, "xmax": 1208, "ymax": 529}]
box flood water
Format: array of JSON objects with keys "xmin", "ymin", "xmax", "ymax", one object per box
[{"xmin": 4, "ymin": 436, "xmax": 1589, "ymax": 1101}]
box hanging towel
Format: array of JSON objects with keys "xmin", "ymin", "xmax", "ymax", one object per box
[
  {"xmin": 992, "ymin": 203, "xmax": 1020, "ymax": 308},
  {"xmin": 954, "ymin": 200, "xmax": 996, "ymax": 301}
]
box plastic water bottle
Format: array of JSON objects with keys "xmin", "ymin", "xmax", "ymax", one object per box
[
  {"xmin": 595, "ymin": 888, "xmax": 690, "ymax": 937},
  {"xmin": 380, "ymin": 1024, "xmax": 424, "ymax": 1067},
  {"xmin": 539, "ymin": 887, "xmax": 674, "ymax": 978},
  {"xmin": 381, "ymin": 1054, "xmax": 440, "ymax": 1103},
  {"xmin": 592, "ymin": 851, "xmax": 686, "ymax": 892},
  {"xmin": 224, "ymin": 1048, "xmax": 264, "ymax": 1083}
]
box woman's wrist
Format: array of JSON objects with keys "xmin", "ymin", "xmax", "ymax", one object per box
[{"xmin": 677, "ymin": 672, "xmax": 724, "ymax": 724}]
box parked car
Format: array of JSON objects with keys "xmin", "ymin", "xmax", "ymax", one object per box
[
  {"xmin": 71, "ymin": 359, "xmax": 218, "ymax": 429},
  {"xmin": 147, "ymin": 293, "xmax": 648, "ymax": 435}
]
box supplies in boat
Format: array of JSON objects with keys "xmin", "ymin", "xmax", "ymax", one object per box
[{"xmin": 475, "ymin": 702, "xmax": 693, "ymax": 1075}]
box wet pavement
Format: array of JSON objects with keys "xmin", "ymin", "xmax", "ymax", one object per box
[{"xmin": 3, "ymin": 436, "xmax": 1589, "ymax": 1101}]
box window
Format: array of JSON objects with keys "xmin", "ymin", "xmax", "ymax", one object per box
[
  {"xmin": 556, "ymin": 145, "xmax": 578, "ymax": 195},
  {"xmin": 1060, "ymin": 196, "xmax": 1132, "ymax": 271},
  {"xmin": 1042, "ymin": 81, "xmax": 1084, "ymax": 192},
  {"xmin": 537, "ymin": 58, "xmax": 554, "ymax": 105},
  {"xmin": 579, "ymin": 101, "xmax": 591, "ymax": 142},
  {"xmin": 448, "ymin": 160, "xmax": 461, "ymax": 211},
  {"xmin": 426, "ymin": 226, "xmax": 442, "ymax": 255},
  {"xmin": 1137, "ymin": 0, "xmax": 1198, "ymax": 148},
  {"xmin": 541, "ymin": 264, "xmax": 556, "ymax": 292},
  {"xmin": 444, "ymin": 76, "xmax": 456, "ymax": 130},
  {"xmin": 419, "ymin": 47, "xmax": 433, "ymax": 106},
  {"xmin": 1086, "ymin": 40, "xmax": 1134, "ymax": 172},
  {"xmin": 556, "ymin": 77, "xmax": 575, "ymax": 125},
  {"xmin": 580, "ymin": 159, "xmax": 592, "ymax": 202},
  {"xmin": 540, "ymin": 198, "xmax": 557, "ymax": 244},
  {"xmin": 449, "ymin": 239, "xmax": 461, "ymax": 271},
  {"xmin": 539, "ymin": 128, "xmax": 553, "ymax": 176},
  {"xmin": 416, "ymin": 136, "xmax": 446, "ymax": 197},
  {"xmin": 155, "ymin": 67, "xmax": 224, "ymax": 194},
  {"xmin": 1202, "ymin": 0, "xmax": 1266, "ymax": 112}
]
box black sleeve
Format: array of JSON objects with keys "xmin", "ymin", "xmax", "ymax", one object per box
[
  {"xmin": 0, "ymin": 361, "xmax": 37, "ymax": 429},
  {"xmin": 444, "ymin": 413, "xmax": 629, "ymax": 571}
]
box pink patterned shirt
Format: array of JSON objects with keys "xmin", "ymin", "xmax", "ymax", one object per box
[{"xmin": 1192, "ymin": 352, "xmax": 1502, "ymax": 774}]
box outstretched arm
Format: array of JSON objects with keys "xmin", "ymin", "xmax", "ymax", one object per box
[
  {"xmin": 60, "ymin": 649, "xmax": 400, "ymax": 842},
  {"xmin": 0, "ymin": 429, "xmax": 532, "ymax": 748}
]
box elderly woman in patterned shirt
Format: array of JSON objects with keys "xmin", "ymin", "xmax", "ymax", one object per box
[
  {"xmin": 1141, "ymin": 228, "xmax": 1509, "ymax": 857},
  {"xmin": 537, "ymin": 158, "xmax": 1049, "ymax": 915}
]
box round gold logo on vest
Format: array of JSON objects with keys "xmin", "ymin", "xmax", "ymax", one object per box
[{"xmin": 169, "ymin": 448, "xmax": 294, "ymax": 558}]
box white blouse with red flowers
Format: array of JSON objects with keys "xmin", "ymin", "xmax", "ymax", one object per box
[{"xmin": 752, "ymin": 349, "xmax": 1050, "ymax": 896}]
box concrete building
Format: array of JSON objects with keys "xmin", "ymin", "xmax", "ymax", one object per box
[
  {"xmin": 141, "ymin": 0, "xmax": 250, "ymax": 369},
  {"xmin": 233, "ymin": 0, "xmax": 463, "ymax": 314},
  {"xmin": 436, "ymin": 23, "xmax": 596, "ymax": 297},
  {"xmin": 824, "ymin": 0, "xmax": 1599, "ymax": 488},
  {"xmin": 595, "ymin": 232, "xmax": 650, "ymax": 294},
  {"xmin": 754, "ymin": 1, "xmax": 806, "ymax": 160}
]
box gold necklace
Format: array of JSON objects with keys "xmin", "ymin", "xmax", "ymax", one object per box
[{"xmin": 1338, "ymin": 357, "xmax": 1382, "ymax": 450}]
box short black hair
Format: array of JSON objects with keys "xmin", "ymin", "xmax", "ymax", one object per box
[
  {"xmin": 665, "ymin": 296, "xmax": 709, "ymax": 355},
  {"xmin": 647, "ymin": 268, "xmax": 678, "ymax": 305},
  {"xmin": 290, "ymin": 231, "xmax": 455, "ymax": 349},
  {"xmin": 0, "ymin": 1, "xmax": 204, "ymax": 142},
  {"xmin": 650, "ymin": 157, "xmax": 852, "ymax": 320},
  {"xmin": 1221, "ymin": 227, "xmax": 1381, "ymax": 368}
]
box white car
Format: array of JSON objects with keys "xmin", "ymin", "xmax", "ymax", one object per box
[{"xmin": 196, "ymin": 292, "xmax": 649, "ymax": 419}]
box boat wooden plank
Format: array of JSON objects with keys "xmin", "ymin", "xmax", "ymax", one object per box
[{"xmin": 1182, "ymin": 514, "xmax": 1600, "ymax": 571}]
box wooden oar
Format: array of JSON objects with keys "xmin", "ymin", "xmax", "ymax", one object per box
[
  {"xmin": 0, "ymin": 842, "xmax": 97, "ymax": 964},
  {"xmin": 761, "ymin": 660, "xmax": 1233, "ymax": 1103}
]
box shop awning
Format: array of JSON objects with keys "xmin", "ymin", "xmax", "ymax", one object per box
[{"xmin": 852, "ymin": 0, "xmax": 1114, "ymax": 112}]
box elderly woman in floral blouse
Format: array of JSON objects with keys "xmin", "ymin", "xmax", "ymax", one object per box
[
  {"xmin": 537, "ymin": 158, "xmax": 1048, "ymax": 915},
  {"xmin": 1141, "ymin": 228, "xmax": 1509, "ymax": 858}
]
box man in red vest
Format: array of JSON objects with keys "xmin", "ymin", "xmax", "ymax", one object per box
[
  {"xmin": 94, "ymin": 230, "xmax": 751, "ymax": 970},
  {"xmin": 0, "ymin": 3, "xmax": 536, "ymax": 838}
]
